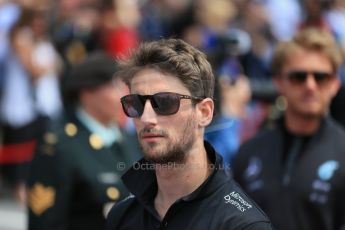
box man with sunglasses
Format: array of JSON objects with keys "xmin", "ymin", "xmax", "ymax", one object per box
[
  {"xmin": 232, "ymin": 28, "xmax": 345, "ymax": 230},
  {"xmin": 106, "ymin": 39, "xmax": 273, "ymax": 229}
]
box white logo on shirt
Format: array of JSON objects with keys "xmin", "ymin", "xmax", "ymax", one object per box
[
  {"xmin": 309, "ymin": 160, "xmax": 339, "ymax": 204},
  {"xmin": 224, "ymin": 191, "xmax": 252, "ymax": 212}
]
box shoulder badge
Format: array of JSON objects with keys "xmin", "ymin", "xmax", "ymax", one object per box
[{"xmin": 28, "ymin": 183, "xmax": 56, "ymax": 216}]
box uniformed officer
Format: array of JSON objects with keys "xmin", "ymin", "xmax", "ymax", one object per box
[{"xmin": 27, "ymin": 52, "xmax": 140, "ymax": 230}]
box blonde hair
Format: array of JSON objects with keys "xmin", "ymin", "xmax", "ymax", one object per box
[{"xmin": 271, "ymin": 28, "xmax": 343, "ymax": 75}]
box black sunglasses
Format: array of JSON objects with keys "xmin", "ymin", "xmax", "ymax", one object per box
[
  {"xmin": 121, "ymin": 92, "xmax": 205, "ymax": 118},
  {"xmin": 285, "ymin": 71, "xmax": 334, "ymax": 85}
]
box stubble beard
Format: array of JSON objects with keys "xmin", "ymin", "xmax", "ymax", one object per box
[
  {"xmin": 289, "ymin": 102, "xmax": 326, "ymax": 120},
  {"xmin": 293, "ymin": 92, "xmax": 329, "ymax": 119},
  {"xmin": 140, "ymin": 114, "xmax": 197, "ymax": 165}
]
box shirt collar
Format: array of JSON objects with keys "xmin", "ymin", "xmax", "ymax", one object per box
[
  {"xmin": 76, "ymin": 107, "xmax": 122, "ymax": 147},
  {"xmin": 121, "ymin": 141, "xmax": 231, "ymax": 203}
]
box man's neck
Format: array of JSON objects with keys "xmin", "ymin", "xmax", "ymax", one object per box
[
  {"xmin": 285, "ymin": 110, "xmax": 322, "ymax": 136},
  {"xmin": 154, "ymin": 143, "xmax": 212, "ymax": 220}
]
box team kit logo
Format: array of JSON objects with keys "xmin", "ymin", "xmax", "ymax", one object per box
[
  {"xmin": 224, "ymin": 191, "xmax": 253, "ymax": 212},
  {"xmin": 310, "ymin": 160, "xmax": 339, "ymax": 204}
]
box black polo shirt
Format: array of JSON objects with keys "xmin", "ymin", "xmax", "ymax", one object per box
[
  {"xmin": 232, "ymin": 117, "xmax": 345, "ymax": 230},
  {"xmin": 106, "ymin": 142, "xmax": 273, "ymax": 230}
]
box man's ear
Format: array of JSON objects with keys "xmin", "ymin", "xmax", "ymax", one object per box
[{"xmin": 197, "ymin": 98, "xmax": 214, "ymax": 127}]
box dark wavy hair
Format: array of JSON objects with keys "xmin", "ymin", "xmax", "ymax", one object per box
[{"xmin": 116, "ymin": 38, "xmax": 215, "ymax": 99}]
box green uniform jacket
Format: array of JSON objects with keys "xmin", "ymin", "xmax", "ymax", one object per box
[{"xmin": 27, "ymin": 112, "xmax": 140, "ymax": 230}]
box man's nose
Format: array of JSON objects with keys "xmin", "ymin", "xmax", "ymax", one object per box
[
  {"xmin": 140, "ymin": 100, "xmax": 158, "ymax": 125},
  {"xmin": 305, "ymin": 74, "xmax": 318, "ymax": 89}
]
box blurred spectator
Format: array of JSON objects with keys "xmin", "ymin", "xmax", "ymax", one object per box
[
  {"xmin": 232, "ymin": 28, "xmax": 345, "ymax": 230},
  {"xmin": 227, "ymin": 0, "xmax": 277, "ymax": 103},
  {"xmin": 264, "ymin": 0, "xmax": 302, "ymax": 42},
  {"xmin": 182, "ymin": 0, "xmax": 238, "ymax": 55},
  {"xmin": 0, "ymin": 6, "xmax": 62, "ymax": 203},
  {"xmin": 49, "ymin": 0, "xmax": 101, "ymax": 66},
  {"xmin": 325, "ymin": 0, "xmax": 345, "ymax": 128},
  {"xmin": 99, "ymin": 0, "xmax": 140, "ymax": 58},
  {"xmin": 0, "ymin": 0, "xmax": 21, "ymax": 200},
  {"xmin": 181, "ymin": 0, "xmax": 273, "ymax": 164},
  {"xmin": 154, "ymin": 0, "xmax": 195, "ymax": 38},
  {"xmin": 0, "ymin": 1, "xmax": 20, "ymax": 90},
  {"xmin": 138, "ymin": 0, "xmax": 164, "ymax": 41},
  {"xmin": 205, "ymin": 73, "xmax": 252, "ymax": 166},
  {"xmin": 27, "ymin": 52, "xmax": 140, "ymax": 230},
  {"xmin": 300, "ymin": 0, "xmax": 330, "ymax": 30},
  {"xmin": 325, "ymin": 0, "xmax": 345, "ymax": 51}
]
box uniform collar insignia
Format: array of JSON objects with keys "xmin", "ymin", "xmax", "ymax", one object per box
[{"xmin": 89, "ymin": 133, "xmax": 104, "ymax": 150}]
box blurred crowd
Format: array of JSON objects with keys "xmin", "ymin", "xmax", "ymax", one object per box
[{"xmin": 0, "ymin": 0, "xmax": 345, "ymax": 217}]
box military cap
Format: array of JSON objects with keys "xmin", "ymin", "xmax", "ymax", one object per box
[{"xmin": 62, "ymin": 51, "xmax": 118, "ymax": 104}]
